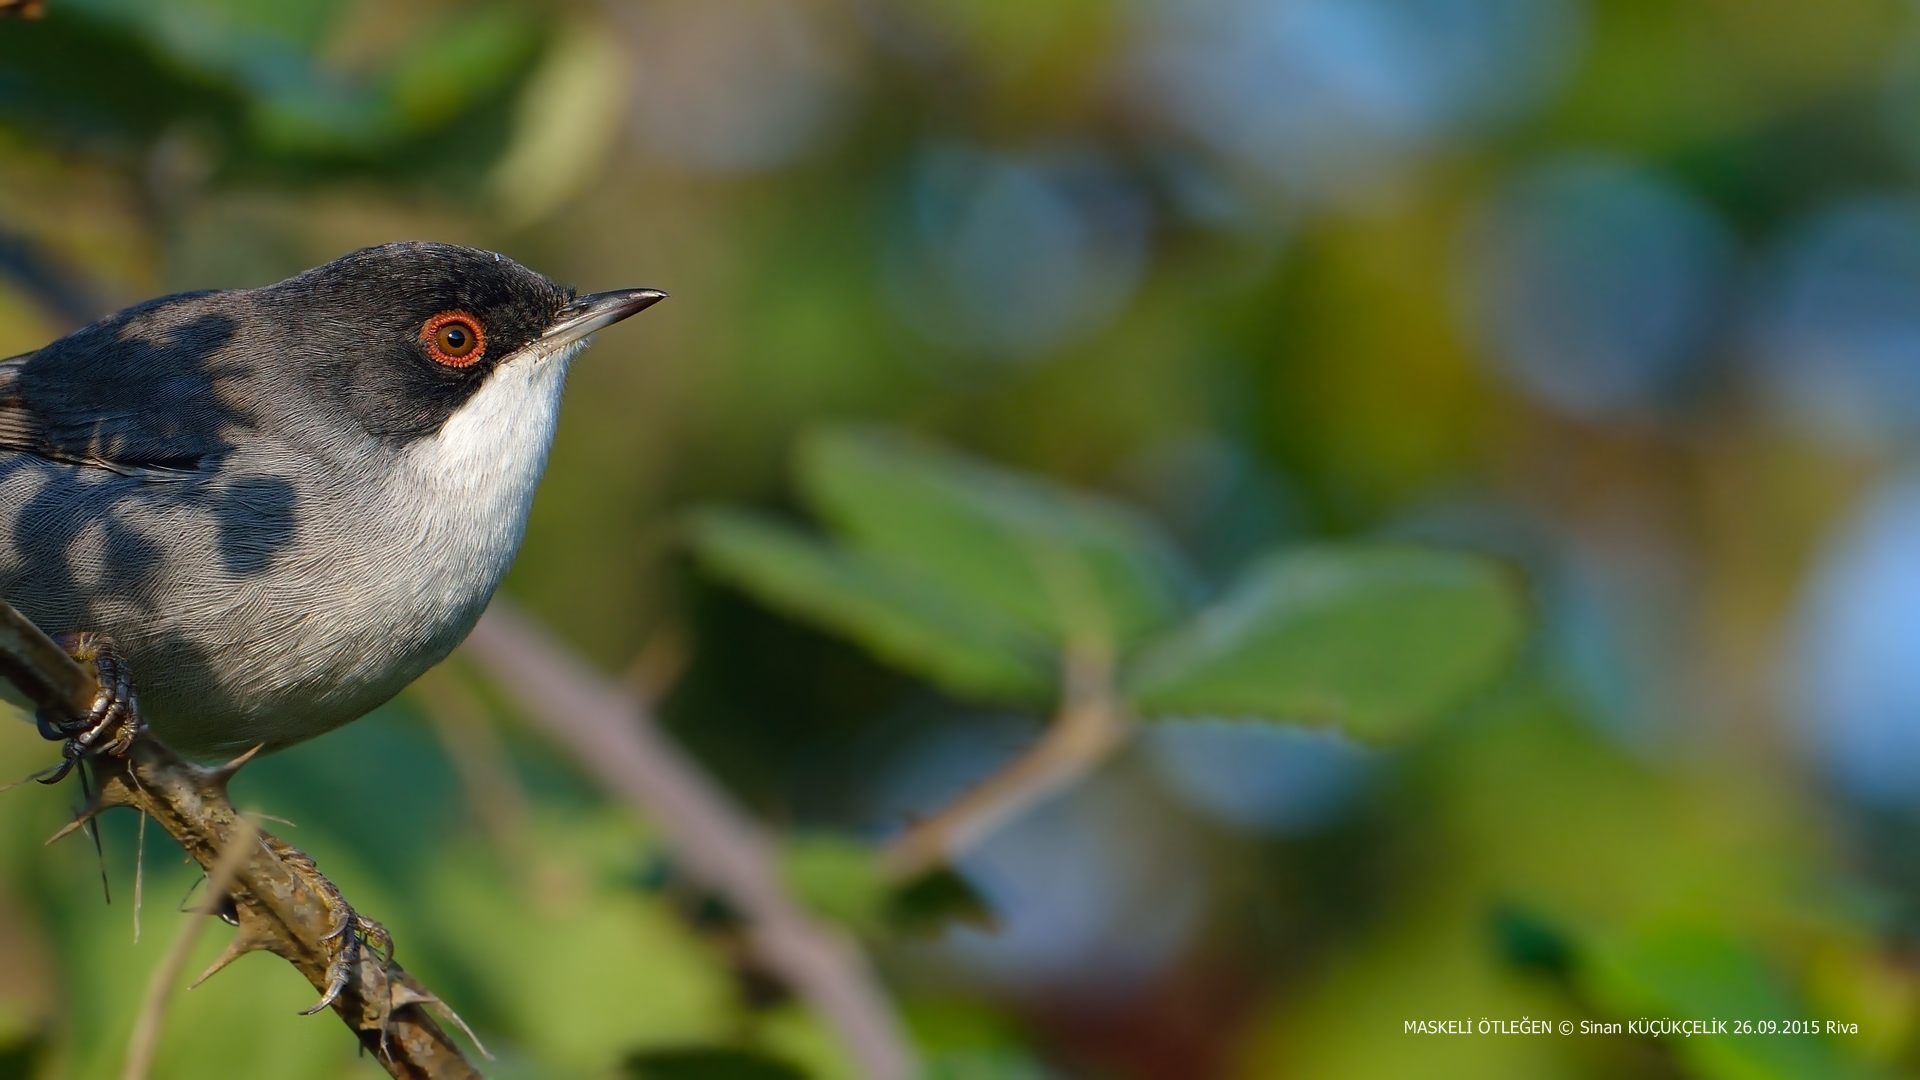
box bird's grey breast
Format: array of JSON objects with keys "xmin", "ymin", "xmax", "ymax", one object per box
[{"xmin": 0, "ymin": 343, "xmax": 574, "ymax": 757}]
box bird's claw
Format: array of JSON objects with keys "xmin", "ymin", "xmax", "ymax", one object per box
[
  {"xmin": 35, "ymin": 631, "xmax": 145, "ymax": 784},
  {"xmin": 190, "ymin": 834, "xmax": 471, "ymax": 1062},
  {"xmin": 278, "ymin": 843, "xmax": 393, "ymax": 1019},
  {"xmin": 307, "ymin": 910, "xmax": 394, "ymax": 1015}
]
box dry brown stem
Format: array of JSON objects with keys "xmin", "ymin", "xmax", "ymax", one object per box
[
  {"xmin": 463, "ymin": 600, "xmax": 917, "ymax": 1080},
  {"xmin": 121, "ymin": 816, "xmax": 258, "ymax": 1080}
]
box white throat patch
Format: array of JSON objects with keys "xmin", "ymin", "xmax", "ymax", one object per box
[{"xmin": 394, "ymin": 338, "xmax": 584, "ymax": 595}]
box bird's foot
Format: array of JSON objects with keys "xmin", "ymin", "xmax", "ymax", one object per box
[
  {"xmin": 214, "ymin": 839, "xmax": 481, "ymax": 1059},
  {"xmin": 275, "ymin": 842, "xmax": 394, "ymax": 1018},
  {"xmin": 34, "ymin": 631, "xmax": 144, "ymax": 785}
]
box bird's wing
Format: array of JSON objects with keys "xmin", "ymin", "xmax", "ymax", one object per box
[{"xmin": 0, "ymin": 311, "xmax": 245, "ymax": 480}]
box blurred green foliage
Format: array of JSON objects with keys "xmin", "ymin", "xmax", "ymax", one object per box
[
  {"xmin": 0, "ymin": 0, "xmax": 540, "ymax": 168},
  {"xmin": 695, "ymin": 427, "xmax": 1524, "ymax": 746},
  {"xmin": 1123, "ymin": 546, "xmax": 1523, "ymax": 742},
  {"xmin": 0, "ymin": 0, "xmax": 1917, "ymax": 1079}
]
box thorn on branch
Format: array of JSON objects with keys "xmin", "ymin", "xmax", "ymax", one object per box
[
  {"xmin": 0, "ymin": 596, "xmax": 483, "ymax": 1079},
  {"xmin": 123, "ymin": 816, "xmax": 259, "ymax": 1080},
  {"xmin": 189, "ymin": 909, "xmax": 278, "ymax": 988},
  {"xmin": 44, "ymin": 772, "xmax": 135, "ymax": 846},
  {"xmin": 206, "ymin": 744, "xmax": 264, "ymax": 786}
]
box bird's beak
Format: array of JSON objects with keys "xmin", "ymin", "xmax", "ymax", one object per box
[{"xmin": 541, "ymin": 288, "xmax": 667, "ymax": 350}]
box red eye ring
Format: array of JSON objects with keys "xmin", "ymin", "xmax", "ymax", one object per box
[{"xmin": 421, "ymin": 311, "xmax": 486, "ymax": 367}]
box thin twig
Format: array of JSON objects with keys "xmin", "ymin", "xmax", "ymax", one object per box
[
  {"xmin": 133, "ymin": 809, "xmax": 146, "ymax": 944},
  {"xmin": 463, "ymin": 599, "xmax": 918, "ymax": 1080},
  {"xmin": 876, "ymin": 538, "xmax": 1134, "ymax": 881},
  {"xmin": 122, "ymin": 816, "xmax": 259, "ymax": 1080},
  {"xmin": 878, "ymin": 651, "xmax": 1130, "ymax": 884}
]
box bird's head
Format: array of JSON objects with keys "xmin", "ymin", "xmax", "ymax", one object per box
[{"xmin": 263, "ymin": 241, "xmax": 665, "ymax": 444}]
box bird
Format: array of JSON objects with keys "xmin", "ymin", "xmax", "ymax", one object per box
[{"xmin": 0, "ymin": 240, "xmax": 663, "ymax": 762}]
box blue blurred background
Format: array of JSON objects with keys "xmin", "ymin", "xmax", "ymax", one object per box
[{"xmin": 6, "ymin": 1, "xmax": 1920, "ymax": 1078}]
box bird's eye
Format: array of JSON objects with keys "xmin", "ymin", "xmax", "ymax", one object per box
[{"xmin": 421, "ymin": 311, "xmax": 486, "ymax": 367}]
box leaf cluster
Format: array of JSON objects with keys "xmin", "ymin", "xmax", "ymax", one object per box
[{"xmin": 693, "ymin": 427, "xmax": 1529, "ymax": 746}]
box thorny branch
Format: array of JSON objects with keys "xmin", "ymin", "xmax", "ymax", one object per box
[
  {"xmin": 0, "ymin": 598, "xmax": 482, "ymax": 1080},
  {"xmin": 462, "ymin": 600, "xmax": 918, "ymax": 1080}
]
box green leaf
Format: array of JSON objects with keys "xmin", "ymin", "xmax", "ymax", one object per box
[
  {"xmin": 887, "ymin": 867, "xmax": 998, "ymax": 937},
  {"xmin": 1583, "ymin": 927, "xmax": 1883, "ymax": 1080},
  {"xmin": 797, "ymin": 428, "xmax": 1195, "ymax": 648},
  {"xmin": 908, "ymin": 1001, "xmax": 1057, "ymax": 1080},
  {"xmin": 59, "ymin": 0, "xmax": 537, "ymax": 158},
  {"xmin": 783, "ymin": 835, "xmax": 890, "ymax": 933},
  {"xmin": 1123, "ymin": 545, "xmax": 1525, "ymax": 743},
  {"xmin": 924, "ymin": 1048, "xmax": 1057, "ymax": 1080},
  {"xmin": 626, "ymin": 1047, "xmax": 812, "ymax": 1080},
  {"xmin": 689, "ymin": 509, "xmax": 1055, "ymax": 702},
  {"xmin": 426, "ymin": 815, "xmax": 736, "ymax": 1069},
  {"xmin": 784, "ymin": 839, "xmax": 998, "ymax": 937}
]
